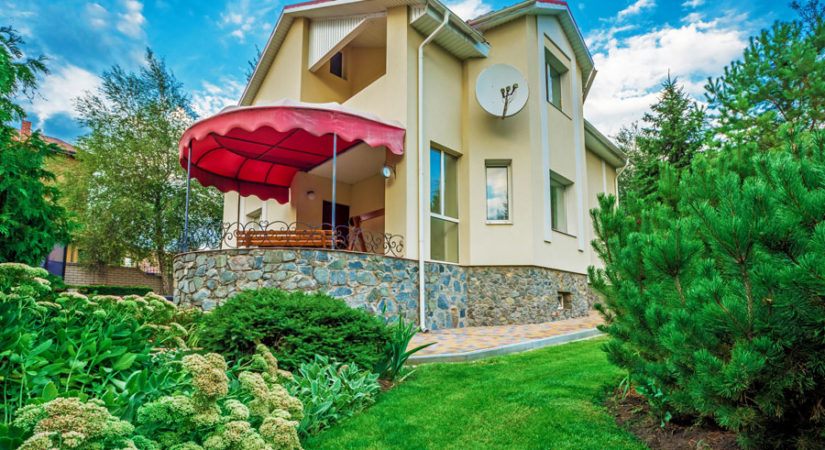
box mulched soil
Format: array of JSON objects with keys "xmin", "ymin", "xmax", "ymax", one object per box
[{"xmin": 607, "ymin": 390, "xmax": 740, "ymax": 450}]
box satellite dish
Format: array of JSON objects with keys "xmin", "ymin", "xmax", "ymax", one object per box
[{"xmin": 476, "ymin": 64, "xmax": 529, "ymax": 119}]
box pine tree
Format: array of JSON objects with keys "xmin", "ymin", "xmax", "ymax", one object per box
[
  {"xmin": 591, "ymin": 7, "xmax": 825, "ymax": 448},
  {"xmin": 619, "ymin": 76, "xmax": 706, "ymax": 199},
  {"xmin": 706, "ymin": 1, "xmax": 825, "ymax": 154}
]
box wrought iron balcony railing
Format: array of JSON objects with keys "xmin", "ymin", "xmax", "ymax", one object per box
[{"xmin": 220, "ymin": 221, "xmax": 404, "ymax": 257}]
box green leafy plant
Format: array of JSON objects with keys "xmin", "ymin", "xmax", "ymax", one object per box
[
  {"xmin": 70, "ymin": 284, "xmax": 154, "ymax": 296},
  {"xmin": 197, "ymin": 289, "xmax": 390, "ymax": 371},
  {"xmin": 12, "ymin": 397, "xmax": 138, "ymax": 449},
  {"xmin": 0, "ymin": 263, "xmax": 195, "ymax": 447},
  {"xmin": 137, "ymin": 345, "xmax": 303, "ymax": 449},
  {"xmin": 287, "ymin": 355, "xmax": 379, "ymax": 435},
  {"xmin": 374, "ymin": 315, "xmax": 433, "ymax": 382}
]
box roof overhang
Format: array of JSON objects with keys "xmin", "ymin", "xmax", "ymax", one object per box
[
  {"xmin": 584, "ymin": 119, "xmax": 625, "ymax": 168},
  {"xmin": 240, "ymin": 0, "xmax": 489, "ymax": 106},
  {"xmin": 468, "ymin": 0, "xmax": 596, "ymax": 96}
]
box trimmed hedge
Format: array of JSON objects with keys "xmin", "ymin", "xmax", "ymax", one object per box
[
  {"xmin": 197, "ymin": 288, "xmax": 390, "ymax": 371},
  {"xmin": 70, "ymin": 284, "xmax": 154, "ymax": 296}
]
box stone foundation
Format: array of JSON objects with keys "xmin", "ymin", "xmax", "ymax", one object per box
[
  {"xmin": 465, "ymin": 266, "xmax": 595, "ymax": 326},
  {"xmin": 173, "ymin": 249, "xmax": 593, "ymax": 329}
]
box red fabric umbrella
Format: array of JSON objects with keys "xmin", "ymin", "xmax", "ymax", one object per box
[{"xmin": 178, "ymin": 100, "xmax": 406, "ymax": 204}]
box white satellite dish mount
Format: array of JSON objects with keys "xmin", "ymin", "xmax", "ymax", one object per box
[{"xmin": 476, "ymin": 64, "xmax": 529, "ymax": 119}]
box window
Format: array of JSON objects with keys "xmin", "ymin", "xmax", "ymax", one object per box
[
  {"xmin": 557, "ymin": 291, "xmax": 573, "ymax": 310},
  {"xmin": 545, "ymin": 48, "xmax": 567, "ymax": 110},
  {"xmin": 485, "ymin": 161, "xmax": 511, "ymax": 223},
  {"xmin": 330, "ymin": 51, "xmax": 344, "ymax": 79},
  {"xmin": 550, "ymin": 174, "xmax": 570, "ymax": 234},
  {"xmin": 430, "ymin": 147, "xmax": 458, "ymax": 263}
]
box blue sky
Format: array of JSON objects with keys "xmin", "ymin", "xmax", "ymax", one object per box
[{"xmin": 1, "ymin": 0, "xmax": 796, "ymax": 142}]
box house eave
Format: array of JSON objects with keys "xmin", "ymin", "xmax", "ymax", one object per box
[
  {"xmin": 584, "ymin": 120, "xmax": 625, "ymax": 168},
  {"xmin": 468, "ymin": 0, "xmax": 595, "ymax": 95}
]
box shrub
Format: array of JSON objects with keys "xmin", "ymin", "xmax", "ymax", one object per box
[
  {"xmin": 590, "ymin": 144, "xmax": 825, "ymax": 448},
  {"xmin": 287, "ymin": 355, "xmax": 379, "ymax": 435},
  {"xmin": 13, "ymin": 397, "xmax": 137, "ymax": 449},
  {"xmin": 71, "ymin": 284, "xmax": 154, "ymax": 296},
  {"xmin": 375, "ymin": 315, "xmax": 434, "ymax": 381},
  {"xmin": 197, "ymin": 289, "xmax": 390, "ymax": 371},
  {"xmin": 0, "ymin": 263, "xmax": 195, "ymax": 446},
  {"xmin": 137, "ymin": 345, "xmax": 303, "ymax": 449}
]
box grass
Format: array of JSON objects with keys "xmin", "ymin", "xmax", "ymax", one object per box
[{"xmin": 304, "ymin": 338, "xmax": 646, "ymax": 450}]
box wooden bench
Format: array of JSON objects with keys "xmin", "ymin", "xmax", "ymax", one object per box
[{"xmin": 236, "ymin": 229, "xmax": 335, "ymax": 248}]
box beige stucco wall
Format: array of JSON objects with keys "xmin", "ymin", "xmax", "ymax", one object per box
[{"xmin": 226, "ymin": 7, "xmax": 623, "ymax": 274}]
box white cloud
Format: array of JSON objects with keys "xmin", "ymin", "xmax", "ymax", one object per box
[
  {"xmin": 220, "ymin": 0, "xmax": 278, "ymax": 42},
  {"xmin": 617, "ymin": 0, "xmax": 656, "ymax": 21},
  {"xmin": 28, "ymin": 64, "xmax": 101, "ymax": 127},
  {"xmin": 446, "ymin": 0, "xmax": 492, "ymax": 21},
  {"xmin": 585, "ymin": 13, "xmax": 749, "ymax": 136},
  {"xmin": 682, "ymin": 0, "xmax": 704, "ymax": 8},
  {"xmin": 116, "ymin": 0, "xmax": 145, "ymax": 38},
  {"xmin": 86, "ymin": 3, "xmax": 109, "ymax": 29},
  {"xmin": 191, "ymin": 78, "xmax": 245, "ymax": 119}
]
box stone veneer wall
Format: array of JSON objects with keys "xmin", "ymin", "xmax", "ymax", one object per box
[
  {"xmin": 173, "ymin": 249, "xmax": 593, "ymax": 329},
  {"xmin": 465, "ymin": 266, "xmax": 596, "ymax": 326},
  {"xmin": 173, "ymin": 249, "xmax": 467, "ymax": 330}
]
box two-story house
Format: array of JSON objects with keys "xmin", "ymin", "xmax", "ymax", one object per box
[{"xmin": 174, "ymin": 0, "xmax": 625, "ymax": 330}]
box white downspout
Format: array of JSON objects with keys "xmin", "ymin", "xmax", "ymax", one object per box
[{"xmin": 417, "ymin": 8, "xmax": 450, "ymax": 332}]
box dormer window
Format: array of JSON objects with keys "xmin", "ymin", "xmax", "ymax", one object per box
[{"xmin": 330, "ymin": 51, "xmax": 345, "ymax": 79}]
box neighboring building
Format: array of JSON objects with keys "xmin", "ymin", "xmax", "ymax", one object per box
[
  {"xmin": 15, "ymin": 120, "xmax": 165, "ymax": 293},
  {"xmin": 175, "ymin": 0, "xmax": 625, "ymax": 328},
  {"xmin": 15, "ymin": 120, "xmax": 79, "ymax": 278}
]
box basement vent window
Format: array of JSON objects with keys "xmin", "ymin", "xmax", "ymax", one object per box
[
  {"xmin": 557, "ymin": 291, "xmax": 573, "ymax": 310},
  {"xmin": 330, "ymin": 51, "xmax": 345, "ymax": 79}
]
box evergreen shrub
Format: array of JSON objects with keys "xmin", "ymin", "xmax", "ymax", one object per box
[
  {"xmin": 590, "ymin": 144, "xmax": 825, "ymax": 448},
  {"xmin": 197, "ymin": 288, "xmax": 390, "ymax": 371}
]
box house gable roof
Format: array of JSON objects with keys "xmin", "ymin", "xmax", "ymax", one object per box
[
  {"xmin": 468, "ymin": 0, "xmax": 596, "ymax": 96},
  {"xmin": 240, "ymin": 0, "xmax": 490, "ymax": 106}
]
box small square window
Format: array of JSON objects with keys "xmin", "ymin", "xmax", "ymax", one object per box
[
  {"xmin": 330, "ymin": 52, "xmax": 344, "ymax": 79},
  {"xmin": 557, "ymin": 291, "xmax": 573, "ymax": 310}
]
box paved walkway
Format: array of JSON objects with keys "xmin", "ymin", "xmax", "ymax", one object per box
[{"xmin": 408, "ymin": 314, "xmax": 603, "ymax": 363}]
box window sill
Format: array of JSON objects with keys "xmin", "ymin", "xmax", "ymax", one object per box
[
  {"xmin": 546, "ymin": 101, "xmax": 572, "ymax": 120},
  {"xmin": 485, "ymin": 220, "xmax": 513, "ymax": 225},
  {"xmin": 551, "ymin": 229, "xmax": 577, "ymax": 238}
]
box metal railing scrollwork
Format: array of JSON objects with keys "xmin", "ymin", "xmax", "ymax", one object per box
[{"xmin": 219, "ymin": 221, "xmax": 405, "ymax": 257}]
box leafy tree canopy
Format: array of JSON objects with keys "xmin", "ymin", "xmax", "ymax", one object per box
[
  {"xmin": 65, "ymin": 49, "xmax": 221, "ymax": 292},
  {"xmin": 0, "ymin": 27, "xmax": 73, "ymax": 265}
]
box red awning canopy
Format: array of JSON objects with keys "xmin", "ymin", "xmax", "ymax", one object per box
[{"xmin": 178, "ymin": 99, "xmax": 406, "ymax": 204}]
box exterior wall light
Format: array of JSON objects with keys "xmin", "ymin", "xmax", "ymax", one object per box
[
  {"xmin": 381, "ymin": 165, "xmax": 394, "ymax": 179},
  {"xmin": 306, "ymin": 190, "xmax": 316, "ymax": 200}
]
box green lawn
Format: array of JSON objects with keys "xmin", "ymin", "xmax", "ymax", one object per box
[{"xmin": 304, "ymin": 338, "xmax": 646, "ymax": 450}]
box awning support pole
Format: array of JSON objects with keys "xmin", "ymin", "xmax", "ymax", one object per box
[
  {"xmin": 331, "ymin": 133, "xmax": 338, "ymax": 250},
  {"xmin": 417, "ymin": 9, "xmax": 450, "ymax": 332},
  {"xmin": 182, "ymin": 142, "xmax": 193, "ymax": 252}
]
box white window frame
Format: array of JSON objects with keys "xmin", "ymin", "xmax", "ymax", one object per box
[
  {"xmin": 550, "ymin": 171, "xmax": 573, "ymax": 235},
  {"xmin": 484, "ymin": 160, "xmax": 512, "ymax": 225},
  {"xmin": 544, "ymin": 45, "xmax": 570, "ymax": 113},
  {"xmin": 430, "ymin": 147, "xmax": 459, "ymax": 223},
  {"xmin": 430, "ymin": 147, "xmax": 459, "ymax": 262}
]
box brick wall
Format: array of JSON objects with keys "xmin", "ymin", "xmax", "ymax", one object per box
[{"xmin": 64, "ymin": 263, "xmax": 165, "ymax": 293}]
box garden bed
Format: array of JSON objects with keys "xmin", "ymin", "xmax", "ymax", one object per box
[{"xmin": 607, "ymin": 391, "xmax": 739, "ymax": 450}]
